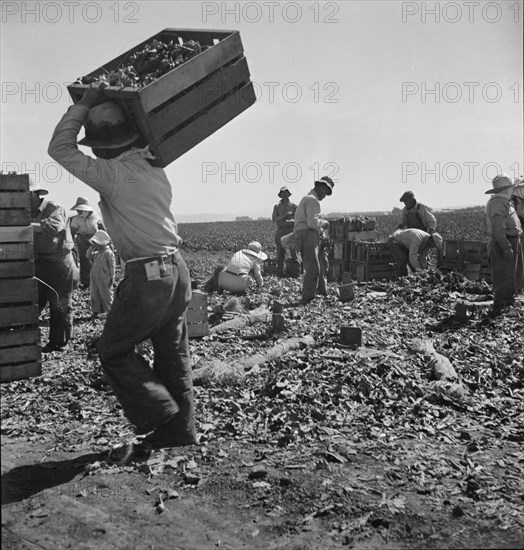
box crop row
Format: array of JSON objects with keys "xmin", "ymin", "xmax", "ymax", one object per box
[{"xmin": 178, "ymin": 210, "xmax": 488, "ymax": 253}]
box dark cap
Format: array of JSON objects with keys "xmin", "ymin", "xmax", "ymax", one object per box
[{"xmin": 400, "ymin": 190, "xmax": 415, "ymax": 202}]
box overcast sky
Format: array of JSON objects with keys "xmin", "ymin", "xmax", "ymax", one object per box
[{"xmin": 1, "ymin": 0, "xmax": 522, "ymax": 221}]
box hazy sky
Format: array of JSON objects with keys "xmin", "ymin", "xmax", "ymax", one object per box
[{"xmin": 1, "ymin": 0, "xmax": 522, "ymax": 220}]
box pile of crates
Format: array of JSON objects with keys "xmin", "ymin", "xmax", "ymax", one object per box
[
  {"xmin": 437, "ymin": 239, "xmax": 490, "ymax": 282},
  {"xmin": 328, "ymin": 217, "xmax": 388, "ymax": 282},
  {"xmin": 348, "ymin": 242, "xmax": 399, "ymax": 283},
  {"xmin": 186, "ymin": 290, "xmax": 210, "ymax": 338},
  {"xmin": 0, "ymin": 173, "xmax": 41, "ymax": 382}
]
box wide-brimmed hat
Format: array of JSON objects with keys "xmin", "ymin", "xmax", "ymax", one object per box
[
  {"xmin": 78, "ymin": 102, "xmax": 140, "ymax": 149},
  {"xmin": 278, "ymin": 186, "xmax": 291, "ymax": 198},
  {"xmin": 400, "ymin": 190, "xmax": 415, "ymax": 202},
  {"xmin": 485, "ymin": 174, "xmax": 514, "ymax": 195},
  {"xmin": 71, "ymin": 196, "xmax": 94, "ymax": 212},
  {"xmin": 244, "ymin": 241, "xmax": 267, "ymax": 261},
  {"xmin": 314, "ymin": 176, "xmax": 334, "ymax": 195},
  {"xmin": 29, "ymin": 179, "xmax": 48, "ymax": 196},
  {"xmin": 90, "ymin": 230, "xmax": 111, "ymax": 246},
  {"xmin": 431, "ymin": 232, "xmax": 443, "ymax": 250}
]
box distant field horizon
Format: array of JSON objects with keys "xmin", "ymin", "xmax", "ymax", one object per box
[{"xmin": 177, "ymin": 205, "xmax": 486, "ymax": 225}]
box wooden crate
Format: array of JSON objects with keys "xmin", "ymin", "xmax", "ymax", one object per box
[
  {"xmin": 1, "ymin": 174, "xmax": 41, "ymax": 382},
  {"xmin": 328, "ymin": 260, "xmax": 349, "ymax": 282},
  {"xmin": 333, "ymin": 241, "xmax": 350, "ymax": 261},
  {"xmin": 346, "ymin": 230, "xmax": 378, "ymax": 242},
  {"xmin": 331, "ymin": 218, "xmax": 376, "ymax": 242},
  {"xmin": 263, "ymin": 258, "xmax": 279, "ymax": 275},
  {"xmin": 67, "ymin": 28, "xmax": 256, "ymax": 168},
  {"xmin": 351, "ymin": 261, "xmax": 398, "ymax": 283},
  {"xmin": 0, "ymin": 173, "xmax": 31, "ymax": 226},
  {"xmin": 350, "ymin": 242, "xmax": 395, "ymax": 264},
  {"xmin": 438, "ymin": 239, "xmax": 488, "ymax": 266},
  {"xmin": 187, "ymin": 290, "xmax": 209, "ymax": 338}
]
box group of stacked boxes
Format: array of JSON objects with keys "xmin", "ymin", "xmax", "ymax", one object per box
[
  {"xmin": 0, "ymin": 174, "xmax": 41, "ymax": 382},
  {"xmin": 328, "ymin": 217, "xmax": 398, "ymax": 283},
  {"xmin": 437, "ymin": 239, "xmax": 491, "ymax": 282}
]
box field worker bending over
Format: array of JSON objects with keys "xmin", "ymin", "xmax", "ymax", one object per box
[
  {"xmin": 86, "ymin": 230, "xmax": 116, "ymax": 316},
  {"xmin": 388, "ymin": 228, "xmax": 443, "ymax": 276},
  {"xmin": 397, "ymin": 191, "xmax": 437, "ymax": 233},
  {"xmin": 294, "ymin": 176, "xmax": 334, "ymax": 305},
  {"xmin": 218, "ymin": 241, "xmax": 267, "ymax": 295},
  {"xmin": 48, "ymin": 83, "xmax": 197, "ymax": 456}
]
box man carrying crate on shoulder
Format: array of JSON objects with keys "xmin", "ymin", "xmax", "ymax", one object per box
[{"xmin": 48, "ymin": 84, "xmax": 197, "ymax": 458}]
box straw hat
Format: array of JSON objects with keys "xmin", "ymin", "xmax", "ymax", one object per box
[
  {"xmin": 71, "ymin": 197, "xmax": 94, "ymax": 212},
  {"xmin": 485, "ymin": 174, "xmax": 514, "ymax": 194},
  {"xmin": 314, "ymin": 176, "xmax": 334, "ymax": 195},
  {"xmin": 278, "ymin": 186, "xmax": 291, "ymax": 198},
  {"xmin": 244, "ymin": 241, "xmax": 267, "ymax": 261},
  {"xmin": 90, "ymin": 230, "xmax": 111, "ymax": 246}
]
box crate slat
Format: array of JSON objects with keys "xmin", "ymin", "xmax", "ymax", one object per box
[
  {"xmin": 0, "ymin": 278, "xmax": 38, "ymax": 304},
  {"xmin": 154, "ymin": 82, "xmax": 256, "ymax": 167},
  {"xmin": 0, "ymin": 327, "xmax": 40, "ymax": 347},
  {"xmin": 0, "ymin": 242, "xmax": 34, "ymax": 261},
  {"xmin": 0, "ymin": 225, "xmax": 33, "ymax": 243},
  {"xmin": 0, "ymin": 174, "xmax": 30, "ymax": 191},
  {"xmin": 147, "ymin": 57, "xmax": 250, "ymax": 138},
  {"xmin": 1, "ymin": 362, "xmax": 41, "ymax": 383},
  {"xmin": 186, "ymin": 308, "xmax": 208, "ymax": 324},
  {"xmin": 0, "ymin": 192, "xmax": 31, "ymax": 209},
  {"xmin": 0, "ymin": 304, "xmax": 39, "ymax": 328},
  {"xmin": 0, "ymin": 210, "xmax": 31, "ymax": 226},
  {"xmin": 187, "ymin": 323, "xmax": 209, "ymax": 338},
  {"xmin": 0, "ymin": 344, "xmax": 40, "ymax": 364},
  {"xmin": 0, "ymin": 260, "xmax": 35, "ymax": 279}
]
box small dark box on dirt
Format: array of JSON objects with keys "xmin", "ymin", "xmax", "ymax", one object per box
[{"xmin": 68, "ymin": 28, "xmax": 256, "ymax": 167}]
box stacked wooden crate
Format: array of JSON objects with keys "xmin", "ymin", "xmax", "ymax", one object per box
[
  {"xmin": 348, "ymin": 242, "xmax": 398, "ymax": 283},
  {"xmin": 0, "ymin": 174, "xmax": 41, "ymax": 382},
  {"xmin": 328, "ymin": 217, "xmax": 378, "ymax": 282},
  {"xmin": 437, "ymin": 239, "xmax": 490, "ymax": 282},
  {"xmin": 186, "ymin": 290, "xmax": 209, "ymax": 338},
  {"xmin": 68, "ymin": 28, "xmax": 256, "ymax": 168}
]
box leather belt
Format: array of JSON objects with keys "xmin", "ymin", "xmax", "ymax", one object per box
[{"xmin": 126, "ymin": 252, "xmax": 178, "ymax": 268}]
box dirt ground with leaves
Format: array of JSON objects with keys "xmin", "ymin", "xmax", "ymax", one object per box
[{"xmin": 2, "ymin": 252, "xmax": 523, "ymax": 550}]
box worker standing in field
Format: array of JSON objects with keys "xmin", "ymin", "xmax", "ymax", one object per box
[
  {"xmin": 48, "ymin": 83, "xmax": 196, "ymax": 456},
  {"xmin": 397, "ymin": 191, "xmax": 437, "ymax": 233},
  {"xmin": 293, "ymin": 176, "xmax": 334, "ymax": 305},
  {"xmin": 485, "ymin": 175, "xmax": 523, "ymax": 316},
  {"xmin": 30, "ymin": 183, "xmax": 77, "ymax": 353},
  {"xmin": 511, "ymin": 177, "xmax": 524, "ymax": 294},
  {"xmin": 86, "ymin": 230, "xmax": 116, "ymax": 316},
  {"xmin": 69, "ymin": 196, "xmax": 105, "ymax": 288},
  {"xmin": 388, "ymin": 228, "xmax": 443, "ymax": 276},
  {"xmin": 272, "ymin": 186, "xmax": 297, "ymax": 277}
]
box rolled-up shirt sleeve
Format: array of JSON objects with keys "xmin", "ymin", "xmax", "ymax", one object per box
[{"xmin": 48, "ymin": 104, "xmax": 115, "ymax": 196}]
